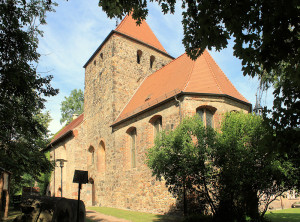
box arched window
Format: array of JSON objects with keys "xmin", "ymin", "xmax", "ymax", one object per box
[
  {"xmin": 89, "ymin": 178, "xmax": 96, "ymax": 206},
  {"xmin": 88, "ymin": 146, "xmax": 95, "ymax": 165},
  {"xmin": 100, "ymin": 53, "xmax": 103, "ymax": 60},
  {"xmin": 196, "ymin": 106, "xmax": 216, "ymax": 128},
  {"xmin": 93, "ymin": 60, "xmax": 96, "ymax": 66},
  {"xmin": 150, "ymin": 55, "xmax": 155, "ymax": 69},
  {"xmin": 137, "ymin": 50, "xmax": 142, "ymax": 64},
  {"xmin": 149, "ymin": 115, "xmax": 162, "ymax": 140},
  {"xmin": 127, "ymin": 127, "xmax": 137, "ymax": 168},
  {"xmin": 97, "ymin": 141, "xmax": 106, "ymax": 174}
]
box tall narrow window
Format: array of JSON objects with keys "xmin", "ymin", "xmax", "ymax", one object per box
[
  {"xmin": 153, "ymin": 117, "xmax": 162, "ymax": 139},
  {"xmin": 130, "ymin": 128, "xmax": 137, "ymax": 168},
  {"xmin": 150, "ymin": 55, "xmax": 155, "ymax": 69},
  {"xmin": 88, "ymin": 146, "xmax": 95, "ymax": 165},
  {"xmin": 196, "ymin": 107, "xmax": 216, "ymax": 128},
  {"xmin": 206, "ymin": 110, "xmax": 214, "ymax": 127},
  {"xmin": 137, "ymin": 50, "xmax": 142, "ymax": 64}
]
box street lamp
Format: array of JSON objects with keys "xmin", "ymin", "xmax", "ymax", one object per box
[{"xmin": 56, "ymin": 159, "xmax": 67, "ymax": 197}]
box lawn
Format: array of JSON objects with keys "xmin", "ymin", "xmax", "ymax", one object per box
[
  {"xmin": 265, "ymin": 208, "xmax": 300, "ymax": 222},
  {"xmin": 86, "ymin": 207, "xmax": 300, "ymax": 222},
  {"xmin": 87, "ymin": 206, "xmax": 182, "ymax": 222}
]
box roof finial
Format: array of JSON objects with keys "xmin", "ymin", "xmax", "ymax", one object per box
[
  {"xmin": 253, "ymin": 92, "xmax": 263, "ymax": 115},
  {"xmin": 116, "ymin": 18, "xmax": 119, "ymax": 27}
]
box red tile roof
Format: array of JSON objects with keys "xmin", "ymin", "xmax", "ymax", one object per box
[
  {"xmin": 113, "ymin": 50, "xmax": 250, "ymax": 125},
  {"xmin": 49, "ymin": 113, "xmax": 84, "ymax": 145},
  {"xmin": 115, "ymin": 14, "xmax": 167, "ymax": 53}
]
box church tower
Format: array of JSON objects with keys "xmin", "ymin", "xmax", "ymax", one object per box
[{"xmin": 82, "ymin": 15, "xmax": 173, "ymax": 206}]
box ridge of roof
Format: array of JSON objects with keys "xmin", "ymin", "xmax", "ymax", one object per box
[
  {"xmin": 115, "ymin": 14, "xmax": 168, "ymax": 53},
  {"xmin": 203, "ymin": 50, "xmax": 223, "ymax": 94},
  {"xmin": 182, "ymin": 53, "xmax": 197, "ymax": 91},
  {"xmin": 204, "ymin": 51, "xmax": 249, "ymax": 103}
]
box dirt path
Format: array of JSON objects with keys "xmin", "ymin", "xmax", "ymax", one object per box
[{"xmin": 86, "ymin": 210, "xmax": 130, "ymax": 222}]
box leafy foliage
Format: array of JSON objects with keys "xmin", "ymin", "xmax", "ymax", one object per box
[
  {"xmin": 60, "ymin": 89, "xmax": 84, "ymax": 124},
  {"xmin": 147, "ymin": 116, "xmax": 217, "ymax": 216},
  {"xmin": 215, "ymin": 112, "xmax": 297, "ymax": 221},
  {"xmin": 147, "ymin": 113, "xmax": 297, "ymax": 221},
  {"xmin": 0, "ymin": 0, "xmax": 58, "ymax": 192}
]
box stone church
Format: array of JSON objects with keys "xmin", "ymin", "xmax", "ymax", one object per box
[{"xmin": 46, "ymin": 15, "xmax": 252, "ymax": 214}]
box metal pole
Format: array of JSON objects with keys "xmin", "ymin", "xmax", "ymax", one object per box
[
  {"xmin": 77, "ymin": 183, "xmax": 81, "ymax": 222},
  {"xmin": 61, "ymin": 166, "xmax": 63, "ymax": 197}
]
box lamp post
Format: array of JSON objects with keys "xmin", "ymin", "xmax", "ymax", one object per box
[{"xmin": 56, "ymin": 159, "xmax": 67, "ymax": 197}]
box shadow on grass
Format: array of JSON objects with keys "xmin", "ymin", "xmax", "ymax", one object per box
[
  {"xmin": 152, "ymin": 214, "xmax": 183, "ymax": 222},
  {"xmin": 266, "ymin": 212, "xmax": 300, "ymax": 222}
]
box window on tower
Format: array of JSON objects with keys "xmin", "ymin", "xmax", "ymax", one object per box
[
  {"xmin": 137, "ymin": 50, "xmax": 142, "ymax": 64},
  {"xmin": 150, "ymin": 55, "xmax": 155, "ymax": 69}
]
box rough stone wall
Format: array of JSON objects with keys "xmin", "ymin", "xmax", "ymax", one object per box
[
  {"xmin": 77, "ymin": 33, "xmax": 172, "ymax": 209},
  {"xmin": 108, "ymin": 95, "xmax": 250, "ymax": 213}
]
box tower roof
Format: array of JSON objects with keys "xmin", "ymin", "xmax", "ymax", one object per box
[
  {"xmin": 115, "ymin": 14, "xmax": 167, "ymax": 53},
  {"xmin": 113, "ymin": 50, "xmax": 250, "ymax": 126}
]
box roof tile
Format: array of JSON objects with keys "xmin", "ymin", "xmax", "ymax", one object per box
[
  {"xmin": 115, "ymin": 14, "xmax": 167, "ymax": 53},
  {"xmin": 50, "ymin": 113, "xmax": 84, "ymax": 144},
  {"xmin": 114, "ymin": 50, "xmax": 249, "ymax": 125}
]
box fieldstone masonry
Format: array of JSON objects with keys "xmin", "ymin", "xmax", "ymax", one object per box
[{"xmin": 48, "ymin": 20, "xmax": 252, "ymax": 214}]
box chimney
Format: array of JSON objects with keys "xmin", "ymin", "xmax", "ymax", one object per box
[{"xmin": 72, "ymin": 114, "xmax": 79, "ymax": 120}]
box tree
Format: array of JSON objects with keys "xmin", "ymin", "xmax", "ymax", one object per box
[
  {"xmin": 0, "ymin": 0, "xmax": 58, "ymax": 193},
  {"xmin": 215, "ymin": 112, "xmax": 297, "ymax": 221},
  {"xmin": 60, "ymin": 89, "xmax": 84, "ymax": 124},
  {"xmin": 147, "ymin": 113, "xmax": 297, "ymax": 220},
  {"xmin": 147, "ymin": 116, "xmax": 217, "ymax": 216},
  {"xmin": 98, "ymin": 0, "xmax": 299, "ymax": 156}
]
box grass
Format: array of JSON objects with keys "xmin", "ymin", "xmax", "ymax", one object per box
[
  {"xmin": 87, "ymin": 206, "xmax": 182, "ymax": 222},
  {"xmin": 265, "ymin": 208, "xmax": 300, "ymax": 222}
]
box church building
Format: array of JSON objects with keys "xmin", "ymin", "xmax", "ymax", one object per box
[{"xmin": 46, "ymin": 15, "xmax": 252, "ymax": 214}]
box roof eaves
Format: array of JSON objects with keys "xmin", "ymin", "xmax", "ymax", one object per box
[
  {"xmin": 83, "ymin": 30, "xmax": 114, "ymax": 68},
  {"xmin": 182, "ymin": 92, "xmax": 252, "ymax": 110},
  {"xmin": 44, "ymin": 130, "xmax": 73, "ymax": 152},
  {"xmin": 114, "ymin": 31, "xmax": 174, "ymax": 59},
  {"xmin": 83, "ymin": 30, "xmax": 174, "ymax": 68},
  {"xmin": 111, "ymin": 90, "xmax": 183, "ymax": 128}
]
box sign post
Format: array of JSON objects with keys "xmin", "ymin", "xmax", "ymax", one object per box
[{"xmin": 73, "ymin": 170, "xmax": 88, "ymax": 222}]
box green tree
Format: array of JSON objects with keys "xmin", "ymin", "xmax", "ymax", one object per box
[
  {"xmin": 60, "ymin": 89, "xmax": 84, "ymax": 124},
  {"xmin": 0, "ymin": 0, "xmax": 58, "ymax": 194},
  {"xmin": 147, "ymin": 113, "xmax": 297, "ymax": 220},
  {"xmin": 215, "ymin": 112, "xmax": 297, "ymax": 221},
  {"xmin": 147, "ymin": 116, "xmax": 217, "ymax": 216}
]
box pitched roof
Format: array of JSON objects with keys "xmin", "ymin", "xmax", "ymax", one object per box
[
  {"xmin": 115, "ymin": 14, "xmax": 167, "ymax": 53},
  {"xmin": 113, "ymin": 50, "xmax": 250, "ymax": 125},
  {"xmin": 47, "ymin": 113, "xmax": 84, "ymax": 148}
]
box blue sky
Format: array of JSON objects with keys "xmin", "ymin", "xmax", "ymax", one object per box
[{"xmin": 37, "ymin": 0, "xmax": 273, "ymax": 134}]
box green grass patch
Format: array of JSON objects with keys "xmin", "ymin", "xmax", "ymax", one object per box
[
  {"xmin": 87, "ymin": 206, "xmax": 182, "ymax": 222},
  {"xmin": 265, "ymin": 208, "xmax": 300, "ymax": 222}
]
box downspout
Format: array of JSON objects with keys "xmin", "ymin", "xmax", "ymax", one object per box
[
  {"xmin": 174, "ymin": 95, "xmax": 182, "ymax": 123},
  {"xmin": 175, "ymin": 94, "xmax": 187, "ymax": 216},
  {"xmin": 51, "ymin": 144, "xmax": 55, "ymax": 197}
]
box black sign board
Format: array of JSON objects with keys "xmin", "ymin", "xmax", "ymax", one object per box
[{"xmin": 73, "ymin": 170, "xmax": 88, "ymax": 184}]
